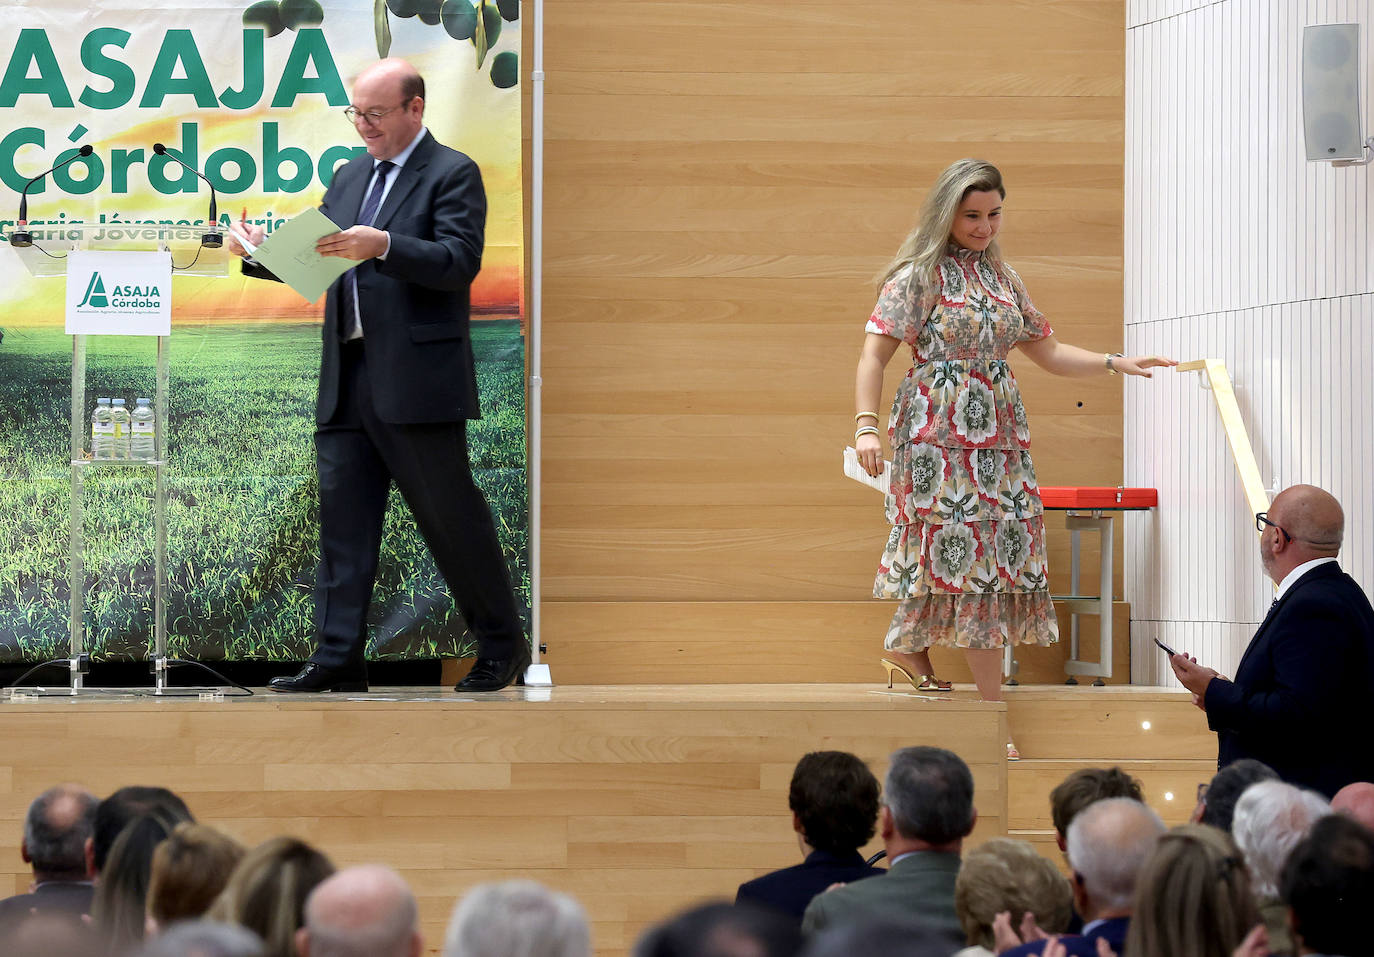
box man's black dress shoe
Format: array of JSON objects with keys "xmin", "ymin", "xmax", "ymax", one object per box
[
  {"xmin": 268, "ymin": 662, "xmax": 369, "ymax": 693},
  {"xmin": 455, "ymin": 648, "xmax": 531, "ymax": 692}
]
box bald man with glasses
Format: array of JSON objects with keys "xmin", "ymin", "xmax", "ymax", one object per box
[
  {"xmin": 231, "ymin": 58, "xmax": 527, "ymax": 694},
  {"xmin": 1171, "ymin": 484, "xmax": 1374, "ymax": 797}
]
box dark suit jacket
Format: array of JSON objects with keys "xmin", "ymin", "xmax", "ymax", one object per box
[
  {"xmin": 0, "ymin": 880, "xmax": 95, "ymax": 930},
  {"xmin": 245, "ymin": 130, "xmax": 486, "ymax": 425},
  {"xmin": 1000, "ymin": 916, "xmax": 1130, "ymax": 957},
  {"xmin": 800, "ymin": 850, "xmax": 962, "ymax": 941},
  {"xmin": 1205, "ymin": 562, "xmax": 1374, "ymax": 797},
  {"xmin": 735, "ymin": 849, "xmax": 885, "ymax": 923}
]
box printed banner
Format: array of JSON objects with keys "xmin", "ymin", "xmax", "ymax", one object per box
[{"xmin": 0, "ymin": 1, "xmax": 527, "ymax": 663}]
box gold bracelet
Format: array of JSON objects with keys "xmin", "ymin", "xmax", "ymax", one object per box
[
  {"xmin": 854, "ymin": 411, "xmax": 879, "ymax": 422},
  {"xmin": 854, "ymin": 426, "xmax": 881, "ymax": 440},
  {"xmin": 1105, "ymin": 352, "xmax": 1123, "ymax": 376}
]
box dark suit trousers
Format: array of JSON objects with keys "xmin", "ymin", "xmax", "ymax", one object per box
[{"xmin": 311, "ymin": 340, "xmax": 523, "ymax": 670}]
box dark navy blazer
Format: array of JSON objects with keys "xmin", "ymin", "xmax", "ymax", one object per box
[
  {"xmin": 1205, "ymin": 562, "xmax": 1374, "ymax": 798},
  {"xmin": 735, "ymin": 849, "xmax": 884, "ymax": 923}
]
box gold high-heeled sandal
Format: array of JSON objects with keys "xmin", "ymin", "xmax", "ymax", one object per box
[{"xmin": 880, "ymin": 659, "xmax": 952, "ymax": 692}]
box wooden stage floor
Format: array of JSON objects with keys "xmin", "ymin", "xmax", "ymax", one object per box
[{"xmin": 0, "ymin": 683, "xmax": 1214, "ymax": 955}]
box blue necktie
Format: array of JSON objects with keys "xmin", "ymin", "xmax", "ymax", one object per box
[{"xmin": 341, "ymin": 160, "xmax": 395, "ymax": 340}]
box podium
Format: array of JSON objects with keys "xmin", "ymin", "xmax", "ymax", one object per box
[{"xmin": 7, "ymin": 223, "xmax": 232, "ymax": 695}]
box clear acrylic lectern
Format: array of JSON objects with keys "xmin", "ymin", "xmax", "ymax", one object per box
[{"xmin": 8, "ymin": 223, "xmax": 228, "ymax": 695}]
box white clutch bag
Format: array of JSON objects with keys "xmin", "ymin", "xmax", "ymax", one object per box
[{"xmin": 842, "ymin": 446, "xmax": 890, "ymax": 493}]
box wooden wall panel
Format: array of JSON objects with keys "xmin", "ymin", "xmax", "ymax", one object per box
[
  {"xmin": 0, "ymin": 691, "xmax": 1008, "ymax": 957},
  {"xmin": 539, "ymin": 0, "xmax": 1127, "ymax": 679}
]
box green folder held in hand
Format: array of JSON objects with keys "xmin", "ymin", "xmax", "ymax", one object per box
[{"xmin": 242, "ymin": 208, "xmax": 355, "ymax": 303}]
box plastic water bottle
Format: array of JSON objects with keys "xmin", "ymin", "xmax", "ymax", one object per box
[
  {"xmin": 109, "ymin": 398, "xmax": 131, "ymax": 460},
  {"xmin": 131, "ymin": 397, "xmax": 155, "ymax": 461},
  {"xmin": 91, "ymin": 398, "xmax": 113, "ymax": 459}
]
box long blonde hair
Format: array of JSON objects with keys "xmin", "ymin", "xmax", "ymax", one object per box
[
  {"xmin": 877, "ymin": 159, "xmax": 1007, "ymax": 290},
  {"xmin": 1125, "ymin": 824, "xmax": 1259, "ymax": 957}
]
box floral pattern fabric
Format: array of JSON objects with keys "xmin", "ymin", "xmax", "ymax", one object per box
[{"xmin": 866, "ymin": 248, "xmax": 1060, "ymax": 651}]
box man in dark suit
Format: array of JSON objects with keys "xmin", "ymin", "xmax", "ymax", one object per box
[
  {"xmin": 736, "ymin": 751, "xmax": 885, "ymax": 925},
  {"xmin": 0, "ymin": 785, "xmax": 98, "ymax": 933},
  {"xmin": 230, "ymin": 59, "xmax": 526, "ymax": 693},
  {"xmin": 996, "ymin": 797, "xmax": 1163, "ymax": 957},
  {"xmin": 1172, "ymin": 484, "xmax": 1374, "ymax": 797},
  {"xmin": 800, "ymin": 747, "xmax": 972, "ymax": 941}
]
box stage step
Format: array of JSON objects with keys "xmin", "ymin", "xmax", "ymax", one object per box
[
  {"xmin": 1008, "ymin": 758, "xmax": 1215, "ymax": 831},
  {"xmin": 1004, "ymin": 687, "xmax": 1213, "ymax": 761}
]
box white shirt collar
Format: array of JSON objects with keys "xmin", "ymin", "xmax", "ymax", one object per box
[
  {"xmin": 1274, "ymin": 557, "xmax": 1338, "ymax": 602},
  {"xmin": 377, "ymin": 126, "xmax": 427, "ymax": 172}
]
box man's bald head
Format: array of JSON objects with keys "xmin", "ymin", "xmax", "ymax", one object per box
[
  {"xmin": 299, "ymin": 865, "xmax": 420, "ymax": 957},
  {"xmin": 349, "ymin": 59, "xmax": 426, "ymax": 160},
  {"xmin": 1270, "ymin": 485, "xmax": 1343, "ymax": 553},
  {"xmin": 23, "ymin": 784, "xmax": 98, "ymax": 880},
  {"xmin": 1260, "ymin": 484, "xmax": 1344, "ymax": 584},
  {"xmin": 354, "ymin": 58, "xmax": 425, "ymax": 111},
  {"xmin": 1331, "ymin": 782, "xmax": 1374, "ymax": 833}
]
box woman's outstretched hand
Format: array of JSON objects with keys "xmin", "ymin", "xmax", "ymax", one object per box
[{"xmin": 1113, "ymin": 354, "xmax": 1178, "ymax": 378}]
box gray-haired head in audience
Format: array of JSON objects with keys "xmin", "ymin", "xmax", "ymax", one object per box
[
  {"xmin": 135, "ymin": 920, "xmax": 264, "ymax": 957},
  {"xmin": 1230, "ymin": 779, "xmax": 1330, "ymax": 899},
  {"xmin": 1066, "ymin": 797, "xmax": 1165, "ymax": 913},
  {"xmin": 23, "ymin": 783, "xmax": 98, "ymax": 881},
  {"xmin": 883, "ymin": 746, "xmax": 976, "ymax": 845},
  {"xmin": 299, "ymin": 864, "xmax": 421, "ymax": 957},
  {"xmin": 443, "ymin": 879, "xmax": 590, "ymax": 957}
]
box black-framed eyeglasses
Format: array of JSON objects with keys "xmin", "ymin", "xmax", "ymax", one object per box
[
  {"xmin": 344, "ymin": 98, "xmax": 413, "ymax": 126},
  {"xmin": 1255, "ymin": 512, "xmax": 1292, "ymax": 543}
]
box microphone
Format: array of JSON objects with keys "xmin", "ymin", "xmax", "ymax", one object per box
[
  {"xmin": 152, "ymin": 143, "xmax": 223, "ymax": 248},
  {"xmin": 10, "ymin": 144, "xmax": 94, "ymax": 247}
]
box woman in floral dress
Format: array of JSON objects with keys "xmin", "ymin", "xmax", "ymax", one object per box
[{"xmin": 853, "ymin": 159, "xmax": 1172, "ymax": 757}]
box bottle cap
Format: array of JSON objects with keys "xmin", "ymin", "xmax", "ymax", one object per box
[
  {"xmin": 113, "ymin": 398, "xmax": 126, "ymax": 405},
  {"xmin": 137, "ymin": 398, "xmax": 151, "ymax": 403}
]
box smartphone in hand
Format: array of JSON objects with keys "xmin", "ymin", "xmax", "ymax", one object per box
[{"xmin": 1154, "ymin": 636, "xmax": 1180, "ymax": 657}]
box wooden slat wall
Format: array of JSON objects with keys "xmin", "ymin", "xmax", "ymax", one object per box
[
  {"xmin": 1122, "ymin": 0, "xmax": 1374, "ymax": 685},
  {"xmin": 539, "ymin": 1, "xmax": 1128, "ymax": 681}
]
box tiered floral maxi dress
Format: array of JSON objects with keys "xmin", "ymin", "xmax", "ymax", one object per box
[{"xmin": 866, "ymin": 247, "xmax": 1060, "ymax": 652}]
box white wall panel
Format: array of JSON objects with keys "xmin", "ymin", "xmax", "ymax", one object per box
[{"xmin": 1126, "ymin": 1, "xmax": 1374, "ymax": 687}]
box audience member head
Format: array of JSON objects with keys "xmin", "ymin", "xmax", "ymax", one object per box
[
  {"xmin": 1230, "ymin": 780, "xmax": 1330, "ymax": 900},
  {"xmin": 787, "ymin": 751, "xmax": 880, "ymax": 857},
  {"xmin": 442, "ymin": 880, "xmax": 589, "ymax": 957},
  {"xmin": 208, "ymin": 836, "xmax": 335, "ymax": 957},
  {"xmin": 298, "ymin": 865, "xmax": 421, "ymax": 957},
  {"xmin": 1048, "ymin": 767, "xmax": 1144, "ymax": 852},
  {"xmin": 632, "ymin": 902, "xmax": 801, "ymax": 957},
  {"xmin": 22, "ymin": 783, "xmax": 98, "ymax": 882},
  {"xmin": 1195, "ymin": 759, "xmax": 1278, "ymax": 832},
  {"xmin": 1125, "ymin": 824, "xmax": 1259, "ymax": 957},
  {"xmin": 955, "ymin": 838, "xmax": 1071, "ymax": 949},
  {"xmin": 1331, "ymin": 781, "xmax": 1374, "ymax": 832},
  {"xmin": 92, "ymin": 786, "xmax": 193, "ymax": 874},
  {"xmin": 1279, "ymin": 813, "xmax": 1374, "ymax": 957},
  {"xmin": 1259, "ymin": 484, "xmax": 1343, "ymax": 583},
  {"xmin": 802, "ymin": 919, "xmax": 958, "ymax": 957},
  {"xmin": 1065, "ymin": 797, "xmax": 1165, "ymax": 920},
  {"xmin": 135, "ymin": 920, "xmax": 265, "ymax": 957},
  {"xmin": 146, "ymin": 822, "xmax": 247, "ymax": 934},
  {"xmin": 881, "ymin": 746, "xmax": 976, "ymax": 852},
  {"xmin": 91, "ymin": 806, "xmax": 194, "ymax": 952}
]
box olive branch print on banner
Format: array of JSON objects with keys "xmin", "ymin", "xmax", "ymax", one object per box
[{"xmin": 241, "ymin": 0, "xmax": 521, "ymax": 88}]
